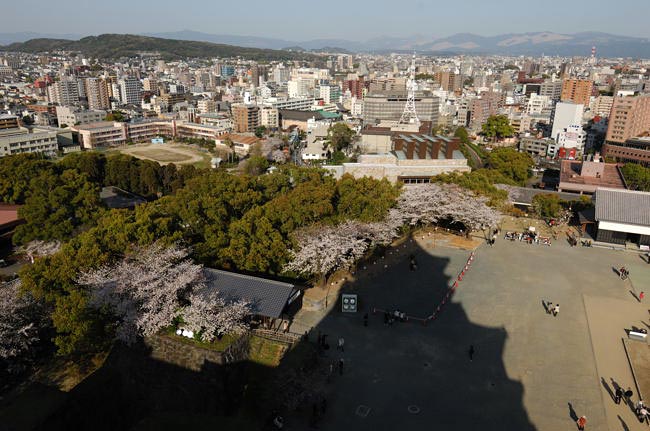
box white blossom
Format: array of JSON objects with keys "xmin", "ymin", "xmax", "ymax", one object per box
[
  {"xmin": 78, "ymin": 243, "xmax": 205, "ymax": 344},
  {"xmin": 284, "ymin": 183, "xmax": 500, "ymax": 277},
  {"xmin": 78, "ymin": 243, "xmax": 251, "ymax": 345},
  {"xmin": 183, "ymin": 288, "xmax": 250, "ymax": 342},
  {"xmin": 0, "ymin": 279, "xmax": 45, "ymax": 371}
]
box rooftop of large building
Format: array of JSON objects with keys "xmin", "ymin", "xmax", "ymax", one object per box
[
  {"xmin": 595, "ymin": 188, "xmax": 650, "ymax": 226},
  {"xmin": 559, "ymin": 160, "xmax": 626, "ymax": 189}
]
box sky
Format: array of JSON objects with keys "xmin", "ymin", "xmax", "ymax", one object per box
[{"xmin": 3, "ymin": 0, "xmax": 650, "ymax": 41}]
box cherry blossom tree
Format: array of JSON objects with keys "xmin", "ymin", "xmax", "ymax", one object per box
[
  {"xmin": 395, "ymin": 183, "xmax": 501, "ymax": 232},
  {"xmin": 284, "ymin": 221, "xmax": 376, "ymax": 277},
  {"xmin": 78, "ymin": 243, "xmax": 205, "ymax": 344},
  {"xmin": 284, "ymin": 183, "xmax": 500, "ymax": 277},
  {"xmin": 78, "ymin": 243, "xmax": 251, "ymax": 345},
  {"xmin": 0, "ymin": 279, "xmax": 46, "ymax": 372},
  {"xmin": 183, "ymin": 289, "xmax": 250, "ymax": 342}
]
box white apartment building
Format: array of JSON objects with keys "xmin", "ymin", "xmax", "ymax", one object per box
[
  {"xmin": 288, "ymin": 79, "xmax": 313, "ymax": 98},
  {"xmin": 55, "ymin": 106, "xmax": 107, "ymax": 127},
  {"xmin": 526, "ymin": 94, "xmax": 552, "ymax": 116},
  {"xmin": 556, "ymin": 124, "xmax": 586, "ymax": 152},
  {"xmin": 263, "ymin": 97, "xmax": 315, "ymax": 111}
]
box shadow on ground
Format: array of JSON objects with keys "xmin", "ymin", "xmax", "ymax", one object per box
[{"xmin": 1, "ymin": 240, "xmax": 536, "ymax": 431}]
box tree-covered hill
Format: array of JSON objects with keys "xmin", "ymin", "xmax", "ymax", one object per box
[{"xmin": 1, "ymin": 34, "xmax": 319, "ymax": 61}]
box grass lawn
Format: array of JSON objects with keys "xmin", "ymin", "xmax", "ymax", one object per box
[{"xmin": 247, "ymin": 335, "xmax": 287, "ymax": 367}]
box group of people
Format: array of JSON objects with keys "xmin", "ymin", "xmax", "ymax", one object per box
[
  {"xmin": 612, "ymin": 385, "xmax": 647, "ymax": 424},
  {"xmin": 504, "ymin": 231, "xmax": 551, "ymax": 246},
  {"xmin": 384, "ymin": 309, "xmax": 406, "ymax": 325},
  {"xmin": 544, "ymin": 301, "xmax": 560, "ymax": 316}
]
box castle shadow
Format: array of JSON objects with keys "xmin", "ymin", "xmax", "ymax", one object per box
[{"xmin": 22, "ymin": 239, "xmax": 536, "ymax": 431}]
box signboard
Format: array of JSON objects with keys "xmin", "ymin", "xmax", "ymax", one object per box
[{"xmin": 341, "ymin": 294, "xmax": 357, "ymax": 313}]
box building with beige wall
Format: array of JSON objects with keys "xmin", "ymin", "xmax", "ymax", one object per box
[{"xmin": 605, "ymin": 94, "xmax": 650, "ymax": 144}]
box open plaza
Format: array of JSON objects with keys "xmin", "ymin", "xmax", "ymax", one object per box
[{"xmin": 289, "ymin": 230, "xmax": 650, "ymax": 431}]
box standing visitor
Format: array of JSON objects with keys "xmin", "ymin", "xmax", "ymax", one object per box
[
  {"xmin": 338, "ymin": 358, "xmax": 344, "ymax": 375},
  {"xmin": 553, "ymin": 304, "xmax": 560, "ymax": 317},
  {"xmin": 337, "ymin": 337, "xmax": 345, "ymax": 352},
  {"xmin": 615, "ymin": 387, "xmax": 623, "ymax": 404},
  {"xmin": 576, "ymin": 415, "xmax": 587, "ymax": 430}
]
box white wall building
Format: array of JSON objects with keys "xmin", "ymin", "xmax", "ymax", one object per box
[{"xmin": 551, "ymin": 102, "xmax": 584, "ymax": 142}]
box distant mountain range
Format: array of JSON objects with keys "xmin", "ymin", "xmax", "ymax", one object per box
[
  {"xmin": 146, "ymin": 30, "xmax": 650, "ymax": 57},
  {"xmin": 0, "ymin": 34, "xmax": 318, "ymax": 61},
  {"xmin": 2, "ymin": 31, "xmax": 650, "ymax": 58}
]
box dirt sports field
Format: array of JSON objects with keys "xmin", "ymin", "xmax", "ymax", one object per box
[{"xmin": 116, "ymin": 143, "xmax": 209, "ymax": 166}]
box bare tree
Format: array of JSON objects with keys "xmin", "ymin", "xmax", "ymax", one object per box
[{"xmin": 0, "ymin": 279, "xmax": 46, "ymax": 372}]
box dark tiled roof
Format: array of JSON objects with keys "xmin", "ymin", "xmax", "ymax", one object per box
[
  {"xmin": 204, "ymin": 268, "xmax": 297, "ymax": 319},
  {"xmin": 279, "ymin": 110, "xmax": 325, "ymax": 122},
  {"xmin": 100, "ymin": 186, "xmax": 146, "ymax": 209},
  {"xmin": 595, "ymin": 188, "xmax": 650, "ymax": 225},
  {"xmin": 496, "ymin": 185, "xmax": 589, "ymax": 205}
]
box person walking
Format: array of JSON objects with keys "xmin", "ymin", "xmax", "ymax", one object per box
[
  {"xmin": 553, "ymin": 304, "xmax": 560, "ymax": 317},
  {"xmin": 338, "ymin": 358, "xmax": 344, "ymax": 375},
  {"xmin": 337, "ymin": 337, "xmax": 345, "ymax": 352},
  {"xmin": 468, "ymin": 344, "xmax": 475, "ymax": 362},
  {"xmin": 625, "ymin": 388, "xmax": 634, "ymax": 406},
  {"xmin": 639, "ymin": 291, "xmax": 645, "ymax": 302},
  {"xmin": 363, "ymin": 313, "xmax": 368, "ymax": 327},
  {"xmin": 615, "ymin": 387, "xmax": 623, "ymax": 404},
  {"xmin": 576, "ymin": 415, "xmax": 587, "ymax": 430}
]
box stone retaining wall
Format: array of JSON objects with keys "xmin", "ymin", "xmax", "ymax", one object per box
[{"xmin": 145, "ymin": 333, "xmax": 250, "ymax": 372}]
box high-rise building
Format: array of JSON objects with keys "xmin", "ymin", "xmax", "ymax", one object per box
[
  {"xmin": 231, "ymin": 104, "xmax": 260, "ymax": 133},
  {"xmin": 561, "ymin": 79, "xmax": 594, "ymax": 106},
  {"xmin": 605, "ymin": 94, "xmax": 650, "ymax": 144},
  {"xmin": 47, "ymin": 78, "xmax": 81, "ymax": 106},
  {"xmin": 551, "ymin": 102, "xmax": 584, "ymax": 142},
  {"xmin": 84, "ymin": 78, "xmax": 111, "ymax": 110},
  {"xmin": 118, "ymin": 77, "xmax": 142, "ymax": 105}
]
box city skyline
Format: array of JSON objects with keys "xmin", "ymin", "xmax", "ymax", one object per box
[{"xmin": 3, "ymin": 0, "xmax": 650, "ymax": 40}]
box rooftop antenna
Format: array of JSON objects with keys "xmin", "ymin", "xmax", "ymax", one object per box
[{"xmin": 399, "ymin": 53, "xmax": 420, "ymax": 127}]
